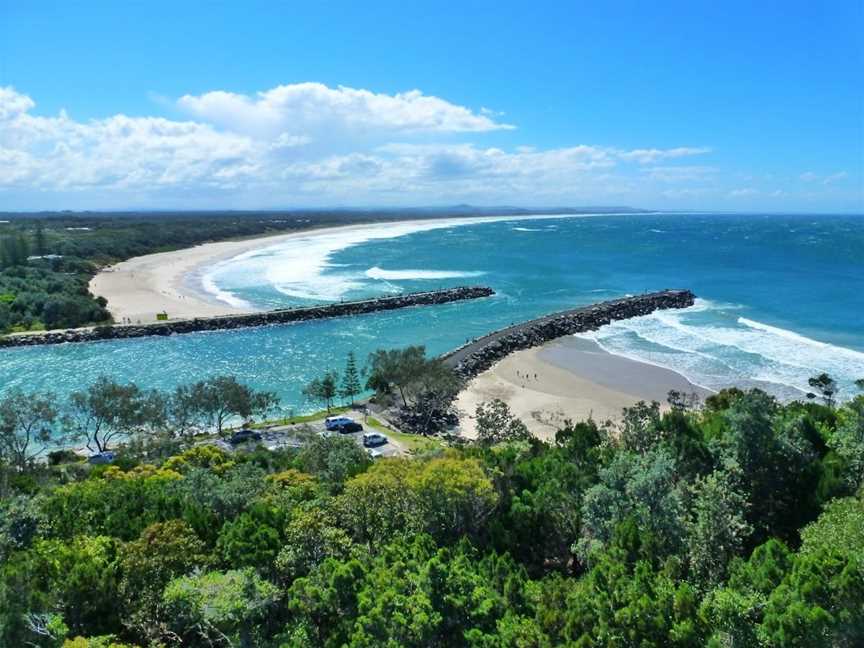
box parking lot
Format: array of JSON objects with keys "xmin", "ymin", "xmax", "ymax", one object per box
[{"xmin": 214, "ymin": 413, "xmax": 407, "ymax": 458}]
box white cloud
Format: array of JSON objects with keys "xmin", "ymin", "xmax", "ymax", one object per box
[
  {"xmin": 618, "ymin": 147, "xmax": 711, "ymax": 164},
  {"xmin": 799, "ymin": 171, "xmax": 818, "ymax": 182},
  {"xmin": 0, "ymin": 84, "xmax": 724, "ymax": 207},
  {"xmin": 823, "ymin": 171, "xmax": 848, "ymax": 185},
  {"xmin": 177, "ymin": 82, "xmax": 513, "ymax": 137},
  {"xmin": 728, "ymin": 188, "xmax": 759, "ymax": 197}
]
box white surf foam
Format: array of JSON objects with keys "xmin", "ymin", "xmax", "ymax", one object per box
[
  {"xmin": 200, "ymin": 272, "xmax": 253, "ymax": 310},
  {"xmin": 512, "ymin": 226, "xmax": 543, "ymax": 232},
  {"xmin": 364, "ymin": 267, "xmax": 485, "ymax": 281},
  {"xmin": 577, "ymin": 301, "xmax": 864, "ymax": 400},
  {"xmin": 203, "ymin": 213, "xmax": 617, "ymax": 303}
]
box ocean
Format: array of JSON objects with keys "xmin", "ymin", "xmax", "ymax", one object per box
[{"xmin": 1, "ymin": 213, "xmax": 862, "ymax": 414}]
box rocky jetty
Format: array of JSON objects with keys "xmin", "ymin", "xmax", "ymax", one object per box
[
  {"xmin": 443, "ymin": 289, "xmax": 695, "ymax": 380},
  {"xmin": 0, "ymin": 286, "xmax": 496, "ymax": 349}
]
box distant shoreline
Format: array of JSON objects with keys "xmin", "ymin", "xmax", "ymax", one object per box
[
  {"xmin": 88, "ymin": 212, "xmax": 620, "ymax": 324},
  {"xmin": 88, "ymin": 221, "xmax": 386, "ymax": 323}
]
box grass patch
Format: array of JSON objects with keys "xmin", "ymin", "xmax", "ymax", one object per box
[
  {"xmin": 366, "ymin": 416, "xmax": 444, "ymax": 453},
  {"xmin": 250, "ymin": 406, "xmax": 353, "ymax": 429}
]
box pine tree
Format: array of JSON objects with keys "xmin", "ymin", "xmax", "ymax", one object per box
[
  {"xmin": 34, "ymin": 222, "xmax": 47, "ymax": 257},
  {"xmin": 340, "ymin": 351, "xmax": 362, "ymax": 405}
]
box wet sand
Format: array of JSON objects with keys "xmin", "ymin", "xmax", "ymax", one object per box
[{"xmin": 455, "ymin": 336, "xmax": 711, "ymax": 440}]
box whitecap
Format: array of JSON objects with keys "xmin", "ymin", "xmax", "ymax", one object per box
[
  {"xmin": 365, "ymin": 267, "xmax": 485, "ymax": 280},
  {"xmin": 200, "ymin": 271, "xmax": 253, "ymax": 309},
  {"xmin": 577, "ymin": 301, "xmax": 864, "ymax": 400},
  {"xmin": 203, "ymin": 212, "xmax": 620, "ymax": 303}
]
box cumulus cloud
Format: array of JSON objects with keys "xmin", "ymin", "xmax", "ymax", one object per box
[
  {"xmin": 177, "ymin": 82, "xmax": 513, "ymax": 138},
  {"xmin": 0, "ymin": 84, "xmax": 721, "ymax": 207},
  {"xmin": 618, "ymin": 147, "xmax": 711, "ymax": 164}
]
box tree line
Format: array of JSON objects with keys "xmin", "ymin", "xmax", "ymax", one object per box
[
  {"xmin": 0, "ymin": 210, "xmax": 493, "ymax": 333},
  {"xmin": 0, "ymin": 374, "xmax": 278, "ymax": 474},
  {"xmin": 0, "ymin": 373, "xmax": 862, "ymax": 646},
  {"xmin": 303, "ymin": 346, "xmax": 461, "ymax": 434}
]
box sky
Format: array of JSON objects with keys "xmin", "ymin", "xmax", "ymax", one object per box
[{"xmin": 0, "ymin": 0, "xmax": 861, "ymax": 212}]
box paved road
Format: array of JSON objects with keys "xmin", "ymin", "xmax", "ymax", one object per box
[{"xmin": 216, "ymin": 415, "xmax": 405, "ymax": 458}]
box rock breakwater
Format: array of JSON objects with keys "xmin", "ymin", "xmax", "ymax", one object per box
[
  {"xmin": 443, "ymin": 289, "xmax": 695, "ymax": 380},
  {"xmin": 0, "ymin": 286, "xmax": 496, "ymax": 348}
]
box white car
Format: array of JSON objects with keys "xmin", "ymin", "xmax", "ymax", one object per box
[
  {"xmin": 366, "ymin": 448, "xmax": 384, "ymax": 459},
  {"xmin": 324, "ymin": 415, "xmax": 353, "ymax": 430},
  {"xmin": 362, "ymin": 432, "xmax": 388, "ymax": 447}
]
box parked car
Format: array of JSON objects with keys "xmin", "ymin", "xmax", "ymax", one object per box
[
  {"xmin": 228, "ymin": 429, "xmax": 262, "ymax": 445},
  {"xmin": 362, "ymin": 432, "xmax": 388, "ymax": 447},
  {"xmin": 366, "ymin": 448, "xmax": 384, "ymax": 459},
  {"xmin": 88, "ymin": 451, "xmax": 116, "ymax": 465},
  {"xmin": 335, "ymin": 421, "xmax": 363, "ymax": 433},
  {"xmin": 325, "ymin": 415, "xmax": 354, "ymax": 430}
]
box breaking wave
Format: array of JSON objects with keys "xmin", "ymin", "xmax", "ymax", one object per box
[
  {"xmin": 365, "ymin": 267, "xmax": 485, "ymax": 280},
  {"xmin": 576, "ymin": 300, "xmax": 864, "ymax": 400}
]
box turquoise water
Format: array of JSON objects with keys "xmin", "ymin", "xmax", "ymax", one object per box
[{"xmin": 1, "ymin": 213, "xmax": 862, "ymax": 414}]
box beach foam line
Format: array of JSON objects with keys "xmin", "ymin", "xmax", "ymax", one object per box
[
  {"xmin": 201, "ymin": 212, "xmax": 625, "ymax": 305},
  {"xmin": 365, "ymin": 266, "xmax": 485, "ymax": 280},
  {"xmin": 200, "ymin": 271, "xmax": 253, "ymax": 310},
  {"xmin": 738, "ymin": 317, "xmax": 864, "ymax": 361},
  {"xmin": 577, "ymin": 301, "xmax": 864, "ymax": 399}
]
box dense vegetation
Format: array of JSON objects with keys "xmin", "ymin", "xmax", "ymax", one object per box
[
  {"xmin": 1, "ymin": 373, "xmax": 862, "ymax": 646},
  {"xmin": 0, "ymin": 210, "xmax": 470, "ymax": 332}
]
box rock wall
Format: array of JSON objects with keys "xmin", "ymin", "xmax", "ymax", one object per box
[
  {"xmin": 443, "ymin": 289, "xmax": 695, "ymax": 380},
  {"xmin": 0, "ymin": 286, "xmax": 496, "ymax": 349}
]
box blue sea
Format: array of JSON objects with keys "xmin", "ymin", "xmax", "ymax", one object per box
[{"xmin": 1, "ymin": 213, "xmax": 862, "ymax": 415}]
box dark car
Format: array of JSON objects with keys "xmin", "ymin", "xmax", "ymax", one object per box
[
  {"xmin": 88, "ymin": 451, "xmax": 116, "ymax": 465},
  {"xmin": 228, "ymin": 429, "xmax": 263, "ymax": 445},
  {"xmin": 335, "ymin": 421, "xmax": 363, "ymax": 433}
]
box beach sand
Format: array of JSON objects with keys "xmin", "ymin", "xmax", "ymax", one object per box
[
  {"xmin": 89, "ymin": 223, "xmax": 389, "ymax": 323},
  {"xmin": 455, "ymin": 336, "xmax": 711, "ymax": 440}
]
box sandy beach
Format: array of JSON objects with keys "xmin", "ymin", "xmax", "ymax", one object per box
[
  {"xmin": 455, "ymin": 336, "xmax": 711, "ymax": 440},
  {"xmin": 89, "ymin": 222, "xmax": 398, "ymax": 323}
]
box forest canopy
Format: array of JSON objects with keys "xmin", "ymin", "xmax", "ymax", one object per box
[{"xmin": 1, "ymin": 384, "xmax": 862, "ymax": 647}]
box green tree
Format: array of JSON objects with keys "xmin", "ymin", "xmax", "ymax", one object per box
[
  {"xmin": 34, "ymin": 222, "xmax": 47, "ymax": 257},
  {"xmin": 163, "ymin": 568, "xmax": 281, "ymax": 647},
  {"xmin": 538, "ymin": 521, "xmax": 705, "ymax": 646},
  {"xmin": 827, "ymin": 395, "xmax": 864, "ymax": 490},
  {"xmin": 303, "ymin": 372, "xmax": 339, "ymax": 412},
  {"xmin": 340, "ymin": 351, "xmax": 362, "ymax": 405},
  {"xmin": 0, "ymin": 389, "xmax": 58, "ymax": 473},
  {"xmin": 297, "ymin": 435, "xmax": 370, "ymax": 493},
  {"xmin": 340, "ymin": 457, "xmax": 497, "ymax": 546},
  {"xmin": 0, "ymin": 535, "xmax": 123, "ymax": 640},
  {"xmin": 171, "ymin": 375, "xmax": 278, "ymax": 436},
  {"xmin": 685, "ymin": 466, "xmax": 752, "ymax": 587},
  {"xmin": 807, "ymin": 372, "xmax": 838, "ymax": 407},
  {"xmin": 275, "ymin": 506, "xmax": 356, "ymax": 583},
  {"xmin": 577, "ymin": 447, "xmax": 686, "ymax": 564},
  {"xmin": 474, "ymin": 399, "xmax": 530, "ymax": 445},
  {"xmin": 216, "ymin": 502, "xmax": 285, "ymax": 573},
  {"xmin": 618, "ymin": 400, "xmax": 665, "ymax": 454},
  {"xmin": 118, "ymin": 520, "xmax": 211, "ymax": 643},
  {"xmin": 365, "ymin": 345, "xmax": 427, "ymax": 406},
  {"xmin": 66, "ymin": 377, "xmax": 166, "ymax": 452}
]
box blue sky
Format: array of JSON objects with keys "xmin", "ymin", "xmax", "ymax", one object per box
[{"xmin": 0, "ymin": 0, "xmax": 861, "ymax": 211}]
